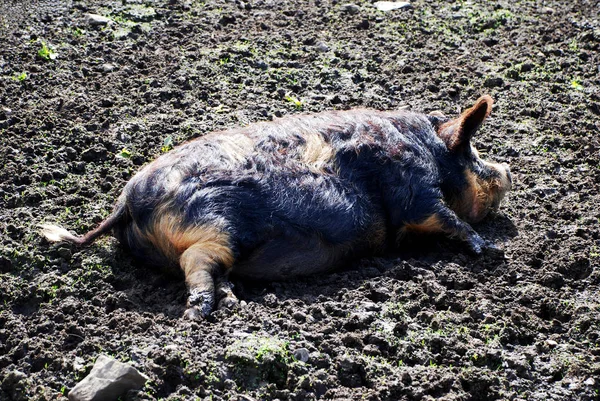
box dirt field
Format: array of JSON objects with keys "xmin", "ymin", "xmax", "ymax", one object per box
[{"xmin": 1, "ymin": 0, "xmax": 599, "ymax": 400}]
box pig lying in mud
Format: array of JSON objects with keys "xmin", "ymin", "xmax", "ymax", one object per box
[{"xmin": 41, "ymin": 95, "xmax": 511, "ymax": 320}]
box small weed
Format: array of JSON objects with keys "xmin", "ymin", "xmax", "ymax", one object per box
[
  {"xmin": 568, "ymin": 39, "xmax": 579, "ymax": 52},
  {"xmin": 162, "ymin": 136, "xmax": 174, "ymax": 153},
  {"xmin": 12, "ymin": 72, "xmax": 27, "ymax": 81},
  {"xmin": 284, "ymin": 95, "xmax": 303, "ymax": 110},
  {"xmin": 571, "ymin": 79, "xmax": 583, "ymax": 90},
  {"xmin": 48, "ymin": 284, "xmax": 59, "ymax": 299},
  {"xmin": 38, "ymin": 42, "xmax": 57, "ymax": 61},
  {"xmin": 118, "ymin": 148, "xmax": 132, "ymax": 158}
]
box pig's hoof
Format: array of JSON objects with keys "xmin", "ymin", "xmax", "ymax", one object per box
[
  {"xmin": 184, "ymin": 289, "xmax": 214, "ymax": 320},
  {"xmin": 216, "ymin": 280, "xmax": 239, "ymax": 310},
  {"xmin": 183, "ymin": 306, "xmax": 208, "ymax": 321},
  {"xmin": 218, "ymin": 295, "xmax": 239, "ymax": 311}
]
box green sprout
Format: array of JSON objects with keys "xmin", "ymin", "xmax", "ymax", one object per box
[
  {"xmin": 285, "ymin": 95, "xmax": 303, "ymax": 110},
  {"xmin": 162, "ymin": 136, "xmax": 173, "ymax": 153},
  {"xmin": 118, "ymin": 148, "xmax": 132, "ymax": 158},
  {"xmin": 38, "ymin": 42, "xmax": 57, "ymax": 61},
  {"xmin": 571, "ymin": 79, "xmax": 583, "ymax": 90},
  {"xmin": 12, "ymin": 72, "xmax": 27, "ymax": 81}
]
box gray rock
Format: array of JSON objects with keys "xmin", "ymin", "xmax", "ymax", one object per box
[
  {"xmin": 315, "ymin": 42, "xmax": 330, "ymax": 52},
  {"xmin": 101, "ymin": 63, "xmax": 116, "ymax": 73},
  {"xmin": 374, "ymin": 1, "xmax": 412, "ymax": 12},
  {"xmin": 85, "ymin": 14, "xmax": 113, "ymax": 26},
  {"xmin": 293, "ymin": 347, "xmax": 310, "ymax": 363},
  {"xmin": 340, "ymin": 3, "xmax": 360, "ymax": 14},
  {"xmin": 68, "ymin": 355, "xmax": 148, "ymax": 401},
  {"xmin": 124, "ymin": 5, "xmax": 157, "ymax": 22}
]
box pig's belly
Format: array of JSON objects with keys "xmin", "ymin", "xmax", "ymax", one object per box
[{"xmin": 231, "ymin": 228, "xmax": 356, "ymax": 280}]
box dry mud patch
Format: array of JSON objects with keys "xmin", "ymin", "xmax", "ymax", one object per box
[{"xmin": 0, "ymin": 0, "xmax": 599, "ymax": 400}]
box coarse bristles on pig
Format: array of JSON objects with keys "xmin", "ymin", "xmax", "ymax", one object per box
[{"xmin": 40, "ymin": 95, "xmax": 512, "ymax": 320}]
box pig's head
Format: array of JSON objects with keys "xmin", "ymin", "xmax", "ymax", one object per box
[{"xmin": 433, "ymin": 95, "xmax": 512, "ymax": 224}]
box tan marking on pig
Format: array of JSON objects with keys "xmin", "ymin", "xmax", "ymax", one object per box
[
  {"xmin": 163, "ymin": 167, "xmax": 184, "ymax": 192},
  {"xmin": 483, "ymin": 160, "xmax": 512, "ymax": 195},
  {"xmin": 458, "ymin": 169, "xmax": 508, "ymax": 224},
  {"xmin": 401, "ymin": 214, "xmax": 445, "ymax": 235},
  {"xmin": 301, "ymin": 132, "xmax": 334, "ymax": 174},
  {"xmin": 214, "ymin": 133, "xmax": 255, "ymax": 164},
  {"xmin": 142, "ymin": 211, "xmax": 234, "ymax": 270}
]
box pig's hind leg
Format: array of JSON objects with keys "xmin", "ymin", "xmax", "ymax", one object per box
[{"xmin": 180, "ymin": 242, "xmax": 235, "ymax": 320}]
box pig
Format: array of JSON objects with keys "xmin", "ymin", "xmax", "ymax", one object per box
[{"xmin": 40, "ymin": 95, "xmax": 511, "ymax": 320}]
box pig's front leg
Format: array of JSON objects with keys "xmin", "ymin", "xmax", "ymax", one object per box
[{"xmin": 400, "ymin": 201, "xmax": 491, "ymax": 255}]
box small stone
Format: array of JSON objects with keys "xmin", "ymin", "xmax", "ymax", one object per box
[
  {"xmin": 124, "ymin": 5, "xmax": 156, "ymax": 22},
  {"xmin": 68, "ymin": 355, "xmax": 148, "ymax": 401},
  {"xmin": 293, "ymin": 348, "xmax": 310, "ymax": 363},
  {"xmin": 341, "ymin": 3, "xmax": 360, "ymax": 14},
  {"xmin": 315, "ymin": 42, "xmax": 330, "ymax": 52},
  {"xmin": 85, "ymin": 14, "xmax": 113, "ymax": 26},
  {"xmin": 102, "ymin": 63, "xmax": 116, "ymax": 73},
  {"xmin": 374, "ymin": 1, "xmax": 412, "ymax": 12},
  {"xmin": 584, "ymin": 377, "xmax": 595, "ymax": 386},
  {"xmin": 255, "ymin": 61, "xmax": 269, "ymax": 70},
  {"xmin": 363, "ymin": 302, "xmax": 381, "ymax": 312},
  {"xmin": 545, "ymin": 339, "xmax": 558, "ymax": 348},
  {"xmin": 0, "ymin": 106, "xmax": 12, "ymax": 119}
]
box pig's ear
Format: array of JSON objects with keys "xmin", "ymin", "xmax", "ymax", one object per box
[{"xmin": 439, "ymin": 95, "xmax": 493, "ymax": 152}]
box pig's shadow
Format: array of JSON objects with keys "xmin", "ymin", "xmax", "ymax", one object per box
[
  {"xmin": 231, "ymin": 212, "xmax": 519, "ymax": 311},
  {"xmin": 108, "ymin": 213, "xmax": 518, "ymax": 319}
]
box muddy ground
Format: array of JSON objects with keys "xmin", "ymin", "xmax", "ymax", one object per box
[{"xmin": 1, "ymin": 0, "xmax": 599, "ymax": 400}]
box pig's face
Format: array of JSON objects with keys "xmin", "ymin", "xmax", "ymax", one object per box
[{"xmin": 435, "ymin": 96, "xmax": 512, "ymax": 224}]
